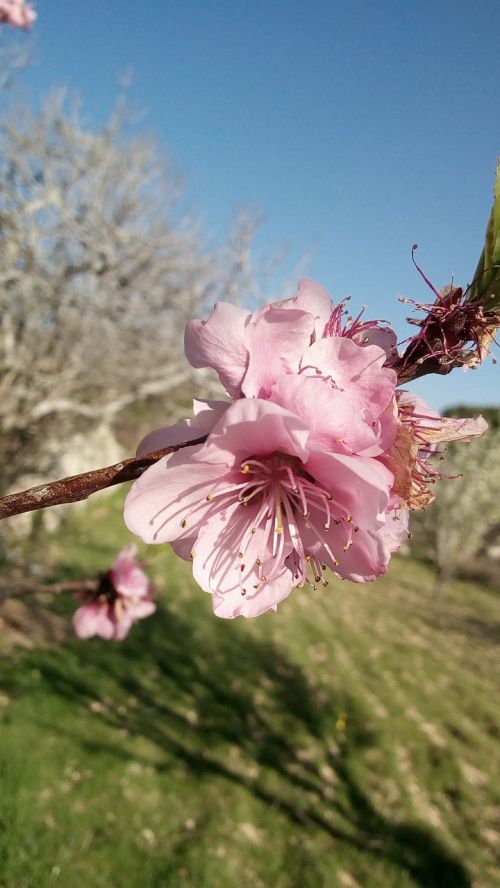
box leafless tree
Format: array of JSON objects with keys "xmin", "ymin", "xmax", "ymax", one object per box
[{"xmin": 0, "ymin": 92, "xmax": 262, "ymax": 495}]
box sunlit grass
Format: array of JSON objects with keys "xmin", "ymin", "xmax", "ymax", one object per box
[{"xmin": 0, "ymin": 492, "xmax": 499, "ymax": 887}]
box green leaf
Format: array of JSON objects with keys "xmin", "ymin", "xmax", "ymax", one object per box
[{"xmin": 468, "ymin": 158, "xmax": 500, "ymax": 310}]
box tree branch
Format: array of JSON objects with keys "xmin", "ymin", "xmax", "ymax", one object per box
[
  {"xmin": 0, "ymin": 578, "xmax": 96, "ymax": 605},
  {"xmin": 0, "ymin": 436, "xmax": 207, "ymax": 521}
]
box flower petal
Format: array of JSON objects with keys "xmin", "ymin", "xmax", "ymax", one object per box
[
  {"xmin": 192, "ymin": 503, "xmax": 293, "ymax": 618},
  {"xmin": 241, "ymin": 307, "xmax": 315, "ymax": 397},
  {"xmin": 274, "ymin": 278, "xmax": 334, "ymax": 338},
  {"xmin": 305, "ymin": 450, "xmax": 393, "ymax": 529},
  {"xmin": 270, "ymin": 374, "xmax": 397, "ymax": 457},
  {"xmin": 184, "ymin": 302, "xmax": 251, "ymax": 397},
  {"xmin": 124, "ymin": 444, "xmax": 226, "ymax": 544},
  {"xmin": 201, "ymin": 398, "xmax": 311, "ymax": 465},
  {"xmin": 73, "ymin": 604, "xmax": 114, "ymax": 640},
  {"xmin": 136, "ymin": 400, "xmax": 229, "ymax": 457},
  {"xmin": 301, "ymin": 337, "xmax": 397, "ymax": 420}
]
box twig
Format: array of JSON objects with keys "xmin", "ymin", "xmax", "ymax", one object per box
[
  {"xmin": 0, "ymin": 578, "xmax": 96, "ymax": 605},
  {"xmin": 0, "ymin": 437, "xmax": 206, "ymax": 521}
]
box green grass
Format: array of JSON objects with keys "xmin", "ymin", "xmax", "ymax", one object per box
[{"xmin": 1, "ymin": 492, "xmax": 499, "ymax": 887}]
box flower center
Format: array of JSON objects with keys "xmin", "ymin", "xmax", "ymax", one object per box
[{"xmin": 202, "ymin": 452, "xmax": 357, "ymax": 591}]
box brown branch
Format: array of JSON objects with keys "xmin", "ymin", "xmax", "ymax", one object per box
[
  {"xmin": 0, "ymin": 436, "xmax": 207, "ymax": 521},
  {"xmin": 0, "ymin": 578, "xmax": 97, "ymax": 605}
]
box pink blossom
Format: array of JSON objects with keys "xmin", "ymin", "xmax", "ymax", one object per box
[
  {"xmin": 184, "ymin": 279, "xmax": 399, "ymax": 460},
  {"xmin": 127, "ymin": 278, "xmax": 488, "ymax": 619},
  {"xmin": 73, "ymin": 546, "xmax": 156, "ymax": 640},
  {"xmin": 125, "ymin": 399, "xmax": 399, "ymax": 619},
  {"xmin": 185, "ymin": 278, "xmax": 398, "ymax": 401},
  {"xmin": 0, "ymin": 0, "xmax": 36, "ymax": 28}
]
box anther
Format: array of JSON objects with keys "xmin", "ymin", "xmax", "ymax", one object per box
[{"xmin": 181, "ymin": 519, "xmax": 187, "ymax": 528}]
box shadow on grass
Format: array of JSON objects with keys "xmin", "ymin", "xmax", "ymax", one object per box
[{"xmin": 2, "ymin": 602, "xmax": 471, "ymax": 888}]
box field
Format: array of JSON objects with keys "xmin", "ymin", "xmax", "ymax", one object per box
[{"xmin": 0, "ymin": 492, "xmax": 499, "ymax": 887}]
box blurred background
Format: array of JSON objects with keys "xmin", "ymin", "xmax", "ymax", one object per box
[{"xmin": 0, "ymin": 2, "xmax": 499, "ymax": 886}]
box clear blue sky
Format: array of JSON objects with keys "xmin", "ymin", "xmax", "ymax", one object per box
[{"xmin": 12, "ymin": 0, "xmax": 500, "ymax": 410}]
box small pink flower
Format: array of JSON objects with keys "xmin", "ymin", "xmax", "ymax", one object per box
[
  {"xmin": 73, "ymin": 546, "xmax": 156, "ymax": 640},
  {"xmin": 0, "ymin": 0, "xmax": 36, "ymax": 28},
  {"xmin": 125, "ymin": 399, "xmax": 397, "ymax": 619}
]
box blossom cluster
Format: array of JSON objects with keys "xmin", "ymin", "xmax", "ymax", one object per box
[
  {"xmin": 124, "ymin": 280, "xmax": 487, "ymax": 619},
  {"xmin": 0, "ymin": 0, "xmax": 36, "ymax": 28},
  {"xmin": 73, "ymin": 546, "xmax": 156, "ymax": 640}
]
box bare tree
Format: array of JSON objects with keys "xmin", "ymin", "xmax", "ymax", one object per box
[{"xmin": 0, "ymin": 92, "xmax": 250, "ymax": 494}]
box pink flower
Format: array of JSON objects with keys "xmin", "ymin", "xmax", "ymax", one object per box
[
  {"xmin": 184, "ymin": 279, "xmax": 398, "ymax": 459},
  {"xmin": 185, "ymin": 278, "xmax": 398, "ymax": 402},
  {"xmin": 0, "ymin": 0, "xmax": 36, "ymax": 28},
  {"xmin": 125, "ymin": 399, "xmax": 398, "ymax": 619},
  {"xmin": 73, "ymin": 546, "xmax": 156, "ymax": 640},
  {"xmin": 127, "ymin": 277, "xmax": 487, "ymax": 619}
]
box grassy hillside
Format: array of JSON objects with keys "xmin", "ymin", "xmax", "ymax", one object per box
[{"xmin": 0, "ymin": 492, "xmax": 499, "ymax": 887}]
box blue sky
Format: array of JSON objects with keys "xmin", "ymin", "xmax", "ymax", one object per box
[{"xmin": 11, "ymin": 0, "xmax": 500, "ymax": 410}]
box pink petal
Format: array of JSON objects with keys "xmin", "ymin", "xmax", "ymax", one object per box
[
  {"xmin": 299, "ymin": 510, "xmax": 391, "ymax": 582},
  {"xmin": 124, "ymin": 444, "xmax": 226, "ymax": 544},
  {"xmin": 73, "ymin": 604, "xmax": 115, "ymax": 640},
  {"xmin": 113, "ymin": 615, "xmax": 135, "ymax": 641},
  {"xmin": 304, "ymin": 450, "xmax": 393, "ymax": 530},
  {"xmin": 184, "ymin": 302, "xmax": 251, "ymax": 397},
  {"xmin": 127, "ymin": 599, "xmax": 156, "ymax": 620},
  {"xmin": 170, "ymin": 536, "xmax": 197, "ymax": 560},
  {"xmin": 110, "ymin": 546, "xmax": 152, "ymax": 599},
  {"xmin": 136, "ymin": 400, "xmax": 229, "ymax": 457},
  {"xmin": 212, "ymin": 573, "xmax": 292, "ymax": 619},
  {"xmin": 192, "ymin": 503, "xmax": 293, "ymax": 618},
  {"xmin": 275, "ymin": 278, "xmax": 334, "ymax": 338},
  {"xmin": 301, "ymin": 337, "xmax": 397, "ymax": 420},
  {"xmin": 270, "ymin": 375, "xmax": 397, "ymax": 457},
  {"xmin": 241, "ymin": 307, "xmax": 315, "ymax": 398},
  {"xmin": 353, "ymin": 326, "xmax": 398, "ymax": 361},
  {"xmin": 202, "ymin": 398, "xmax": 311, "ymax": 464}
]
